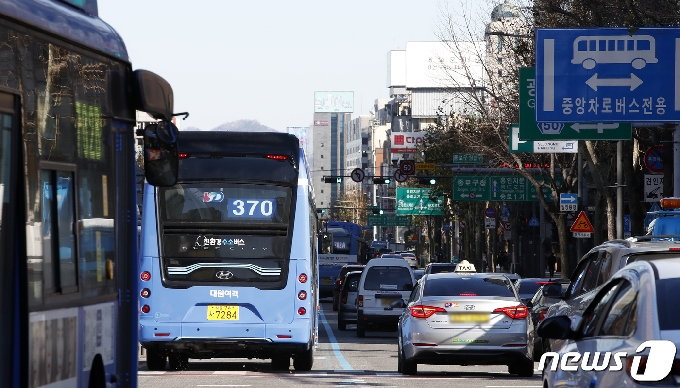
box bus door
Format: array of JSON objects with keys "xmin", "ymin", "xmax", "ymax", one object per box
[{"xmin": 0, "ymin": 90, "xmax": 25, "ymax": 387}]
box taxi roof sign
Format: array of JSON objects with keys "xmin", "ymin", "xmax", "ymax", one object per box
[
  {"xmin": 454, "ymin": 259, "xmax": 477, "ymax": 274},
  {"xmin": 570, "ymin": 211, "xmax": 595, "ymax": 233}
]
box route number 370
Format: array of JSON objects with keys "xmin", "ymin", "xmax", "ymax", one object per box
[{"xmin": 228, "ymin": 198, "xmax": 275, "ymax": 218}]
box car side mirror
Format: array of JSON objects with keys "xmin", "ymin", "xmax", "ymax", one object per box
[
  {"xmin": 542, "ymin": 283, "xmax": 563, "ymax": 298},
  {"xmin": 536, "ymin": 315, "xmax": 574, "ymax": 340},
  {"xmin": 390, "ymin": 299, "xmax": 406, "ymax": 309},
  {"xmin": 143, "ymin": 122, "xmax": 179, "ymax": 187}
]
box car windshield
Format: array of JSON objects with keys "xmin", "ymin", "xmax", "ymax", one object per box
[
  {"xmin": 423, "ymin": 276, "xmax": 515, "ymax": 297},
  {"xmin": 363, "ymin": 266, "xmax": 413, "ymax": 291}
]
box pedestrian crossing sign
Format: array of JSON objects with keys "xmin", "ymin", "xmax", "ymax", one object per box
[{"xmin": 570, "ymin": 211, "xmax": 594, "ymax": 233}]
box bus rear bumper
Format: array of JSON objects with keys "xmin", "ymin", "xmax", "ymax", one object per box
[{"xmin": 139, "ymin": 321, "xmax": 313, "ymax": 359}]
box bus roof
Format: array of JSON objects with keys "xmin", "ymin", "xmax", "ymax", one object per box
[
  {"xmin": 1, "ymin": 0, "xmax": 129, "ymax": 60},
  {"xmin": 177, "ymin": 131, "xmax": 299, "ymax": 159}
]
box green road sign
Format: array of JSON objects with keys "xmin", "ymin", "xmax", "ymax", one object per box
[
  {"xmin": 396, "ymin": 188, "xmax": 443, "ymax": 215},
  {"xmin": 453, "ymin": 175, "xmax": 561, "ymax": 202},
  {"xmin": 519, "ymin": 67, "xmax": 632, "ymax": 141},
  {"xmin": 452, "ymin": 153, "xmax": 484, "ymax": 164},
  {"xmin": 367, "ymin": 215, "xmax": 411, "ymax": 226}
]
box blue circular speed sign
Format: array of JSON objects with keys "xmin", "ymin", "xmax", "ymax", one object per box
[
  {"xmin": 485, "ymin": 207, "xmax": 495, "ymax": 218},
  {"xmin": 645, "ymin": 146, "xmax": 664, "ymax": 173}
]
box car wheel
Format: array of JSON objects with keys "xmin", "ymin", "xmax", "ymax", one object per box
[
  {"xmin": 510, "ymin": 358, "xmax": 534, "ymax": 378},
  {"xmin": 293, "ymin": 347, "xmax": 314, "ymax": 371},
  {"xmin": 145, "ymin": 348, "xmax": 167, "ymax": 371},
  {"xmin": 271, "ymin": 355, "xmax": 290, "ymax": 371},
  {"xmin": 356, "ymin": 320, "xmax": 366, "ymax": 338},
  {"xmin": 338, "ymin": 319, "xmax": 347, "ymax": 331},
  {"xmin": 168, "ymin": 353, "xmax": 189, "ymax": 371}
]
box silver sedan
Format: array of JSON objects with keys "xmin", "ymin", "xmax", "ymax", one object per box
[{"xmin": 396, "ymin": 272, "xmax": 534, "ymax": 376}]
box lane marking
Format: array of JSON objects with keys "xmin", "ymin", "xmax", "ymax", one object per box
[
  {"xmin": 212, "ymin": 371, "xmax": 247, "ymax": 375},
  {"xmin": 319, "ymin": 306, "xmax": 353, "ymax": 370}
]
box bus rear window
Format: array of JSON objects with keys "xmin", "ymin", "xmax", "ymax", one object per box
[{"xmin": 160, "ymin": 183, "xmax": 291, "ymax": 224}]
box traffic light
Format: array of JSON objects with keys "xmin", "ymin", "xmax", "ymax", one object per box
[
  {"xmin": 418, "ymin": 177, "xmax": 437, "ymax": 185},
  {"xmin": 323, "ymin": 176, "xmax": 343, "ymax": 183},
  {"xmin": 373, "ymin": 177, "xmax": 391, "ymax": 184}
]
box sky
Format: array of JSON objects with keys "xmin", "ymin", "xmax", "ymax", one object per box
[{"xmin": 98, "ymin": 1, "xmax": 490, "ymax": 132}]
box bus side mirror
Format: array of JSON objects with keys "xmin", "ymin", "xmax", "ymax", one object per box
[
  {"xmin": 143, "ymin": 122, "xmax": 179, "ymax": 187},
  {"xmin": 133, "ymin": 70, "xmax": 174, "ymax": 121}
]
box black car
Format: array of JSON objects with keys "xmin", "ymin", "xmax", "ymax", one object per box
[
  {"xmin": 332, "ymin": 264, "xmax": 365, "ymax": 311},
  {"xmin": 515, "ymin": 277, "xmax": 563, "ymax": 303},
  {"xmin": 424, "ymin": 263, "xmax": 458, "ymax": 274},
  {"xmin": 525, "ymin": 279, "xmax": 570, "ymax": 361}
]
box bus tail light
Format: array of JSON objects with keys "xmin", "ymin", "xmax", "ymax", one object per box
[
  {"xmin": 298, "ymin": 273, "xmax": 308, "ymax": 283},
  {"xmin": 141, "ymin": 305, "xmax": 150, "ymax": 314},
  {"xmin": 141, "ymin": 288, "xmax": 151, "ymax": 298},
  {"xmin": 276, "ymin": 335, "xmax": 292, "ymax": 339},
  {"xmin": 298, "ymin": 291, "xmax": 307, "ymax": 300},
  {"xmin": 297, "ymin": 307, "xmax": 306, "ymax": 315},
  {"xmin": 493, "ymin": 305, "xmax": 528, "ymax": 319},
  {"xmin": 178, "ymin": 153, "xmax": 189, "ymax": 159},
  {"xmin": 141, "ymin": 271, "xmax": 151, "ymax": 281},
  {"xmin": 358, "ymin": 295, "xmax": 363, "ymax": 308}
]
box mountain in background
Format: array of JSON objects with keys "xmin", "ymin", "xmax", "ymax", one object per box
[{"xmin": 184, "ymin": 119, "xmax": 283, "ymax": 133}]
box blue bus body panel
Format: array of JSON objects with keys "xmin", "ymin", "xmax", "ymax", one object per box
[{"xmin": 0, "ymin": 0, "xmax": 129, "ymax": 60}]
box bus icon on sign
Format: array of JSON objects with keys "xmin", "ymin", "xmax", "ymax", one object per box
[{"xmin": 571, "ymin": 35, "xmax": 658, "ymax": 69}]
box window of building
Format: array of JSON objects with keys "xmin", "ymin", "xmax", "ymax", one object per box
[
  {"xmin": 320, "ymin": 142, "xmax": 324, "ymax": 147},
  {"xmin": 498, "ymin": 36, "xmax": 503, "ymax": 53},
  {"xmin": 320, "ymin": 154, "xmax": 324, "ymax": 159},
  {"xmin": 498, "ymin": 69, "xmax": 502, "ymax": 78}
]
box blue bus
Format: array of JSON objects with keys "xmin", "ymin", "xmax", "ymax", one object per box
[
  {"xmin": 319, "ymin": 221, "xmax": 369, "ymax": 297},
  {"xmin": 139, "ymin": 131, "xmax": 319, "ymax": 371},
  {"xmin": 0, "ymin": 0, "xmax": 179, "ymax": 386}
]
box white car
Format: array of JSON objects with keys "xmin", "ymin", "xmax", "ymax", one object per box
[
  {"xmin": 397, "ymin": 252, "xmax": 418, "ymax": 268},
  {"xmin": 356, "ymin": 258, "xmax": 415, "ymax": 337},
  {"xmin": 538, "ymin": 257, "xmax": 680, "ymax": 387}
]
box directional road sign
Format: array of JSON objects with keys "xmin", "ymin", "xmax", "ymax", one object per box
[
  {"xmin": 350, "ymin": 168, "xmax": 365, "ymax": 183},
  {"xmin": 536, "ymin": 28, "xmax": 680, "ymax": 123},
  {"xmin": 644, "ymin": 174, "xmax": 663, "ymax": 202},
  {"xmin": 453, "ymin": 175, "xmax": 560, "ymax": 202},
  {"xmin": 452, "ymin": 153, "xmax": 484, "ymax": 164},
  {"xmin": 396, "ymin": 188, "xmax": 443, "ymax": 215},
  {"xmin": 519, "ymin": 67, "xmax": 632, "ymax": 140},
  {"xmin": 509, "ymin": 124, "xmax": 577, "ymax": 153},
  {"xmin": 366, "ymin": 215, "xmax": 410, "ymax": 226},
  {"xmin": 645, "ymin": 146, "xmax": 664, "ymax": 173},
  {"xmin": 560, "ymin": 193, "xmax": 578, "ymax": 212}
]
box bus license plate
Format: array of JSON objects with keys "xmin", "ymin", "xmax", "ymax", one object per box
[
  {"xmin": 207, "ymin": 305, "xmax": 239, "ymax": 321},
  {"xmin": 450, "ymin": 313, "xmax": 489, "ymax": 323}
]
